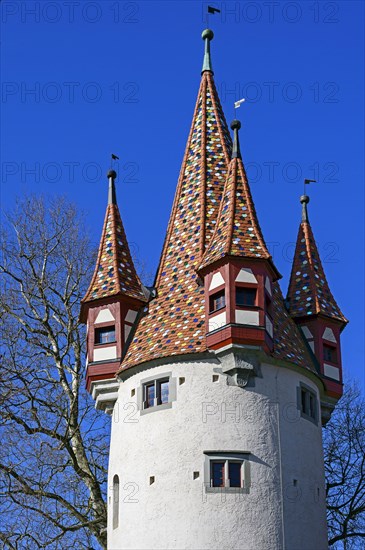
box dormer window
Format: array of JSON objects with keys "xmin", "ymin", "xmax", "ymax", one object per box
[
  {"xmin": 236, "ymin": 287, "xmax": 256, "ymax": 307},
  {"xmin": 209, "ymin": 290, "xmax": 225, "ymax": 313},
  {"xmin": 95, "ymin": 326, "xmax": 116, "ymax": 345},
  {"xmin": 323, "ymin": 344, "xmax": 337, "ymax": 364}
]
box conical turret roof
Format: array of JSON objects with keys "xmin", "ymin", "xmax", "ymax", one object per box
[
  {"xmin": 286, "ymin": 195, "xmax": 347, "ymax": 324},
  {"xmin": 199, "ymin": 120, "xmax": 275, "ymax": 272},
  {"xmin": 82, "ymin": 171, "xmax": 147, "ymax": 305}
]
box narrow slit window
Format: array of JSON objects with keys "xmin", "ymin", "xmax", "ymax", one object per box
[{"xmin": 112, "ymin": 474, "xmax": 119, "ymax": 529}]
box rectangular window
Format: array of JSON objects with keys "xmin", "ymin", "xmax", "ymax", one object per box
[
  {"xmin": 209, "ymin": 290, "xmax": 225, "ymax": 313},
  {"xmin": 95, "ymin": 326, "xmax": 116, "ymax": 344},
  {"xmin": 323, "ymin": 344, "xmax": 337, "ymax": 363},
  {"xmin": 204, "ymin": 453, "xmax": 249, "ymax": 493},
  {"xmin": 236, "ymin": 287, "xmax": 256, "ymax": 307},
  {"xmin": 210, "ymin": 459, "xmax": 243, "ymax": 488},
  {"xmin": 143, "ymin": 378, "xmax": 170, "ymax": 409},
  {"xmin": 299, "ymin": 384, "xmax": 318, "ymax": 423}
]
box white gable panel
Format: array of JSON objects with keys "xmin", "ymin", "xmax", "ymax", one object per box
[
  {"xmin": 265, "ymin": 277, "xmax": 272, "ymax": 296},
  {"xmin": 301, "ymin": 326, "xmax": 313, "ymax": 339},
  {"xmin": 324, "ymin": 363, "xmax": 340, "ymax": 381},
  {"xmin": 235, "ymin": 268, "xmax": 258, "ymax": 284},
  {"xmin": 322, "ymin": 327, "xmax": 337, "ymax": 343},
  {"xmin": 208, "ymin": 311, "xmax": 227, "ymax": 332},
  {"xmin": 209, "ymin": 272, "xmax": 225, "ymax": 291},
  {"xmin": 125, "ymin": 310, "xmax": 138, "ymax": 323},
  {"xmin": 95, "ymin": 308, "xmax": 115, "ymax": 324}
]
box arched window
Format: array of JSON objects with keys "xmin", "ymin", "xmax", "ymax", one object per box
[{"xmin": 113, "ymin": 474, "xmax": 119, "ymax": 529}]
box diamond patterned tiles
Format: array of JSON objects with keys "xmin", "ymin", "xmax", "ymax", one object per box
[
  {"xmin": 272, "ymin": 281, "xmax": 316, "ymax": 372},
  {"xmin": 82, "ymin": 204, "xmax": 147, "ymax": 303},
  {"xmin": 120, "ymin": 72, "xmax": 232, "ymax": 370},
  {"xmin": 286, "ymin": 221, "xmax": 347, "ymax": 323},
  {"xmin": 199, "ymin": 156, "xmax": 271, "ymax": 270}
]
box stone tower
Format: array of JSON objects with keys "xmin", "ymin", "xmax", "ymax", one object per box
[{"xmin": 81, "ymin": 30, "xmax": 347, "ymax": 550}]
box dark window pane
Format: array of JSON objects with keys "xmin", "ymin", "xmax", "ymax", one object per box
[
  {"xmin": 323, "ymin": 344, "xmax": 337, "ymax": 363},
  {"xmin": 228, "ymin": 462, "xmax": 241, "ymax": 488},
  {"xmin": 236, "ymin": 287, "xmax": 256, "ymax": 306},
  {"xmin": 145, "ymin": 384, "xmax": 155, "ymax": 408},
  {"xmin": 301, "ymin": 389, "xmax": 307, "ymax": 414},
  {"xmin": 309, "ymin": 395, "xmax": 315, "ymax": 419},
  {"xmin": 211, "ymin": 462, "xmax": 225, "ymax": 487},
  {"xmin": 159, "ymin": 380, "xmax": 169, "ymax": 404},
  {"xmin": 95, "ymin": 326, "xmax": 116, "ymax": 344}
]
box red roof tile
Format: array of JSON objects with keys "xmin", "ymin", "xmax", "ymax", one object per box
[{"xmin": 271, "ymin": 281, "xmax": 317, "ymax": 372}]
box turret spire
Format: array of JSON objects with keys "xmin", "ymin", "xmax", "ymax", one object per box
[
  {"xmin": 201, "ymin": 29, "xmax": 214, "ymax": 74},
  {"xmin": 286, "ymin": 195, "xmax": 347, "ymax": 324},
  {"xmin": 81, "ymin": 169, "xmax": 147, "ymax": 306},
  {"xmin": 199, "ymin": 118, "xmax": 278, "ymax": 275},
  {"xmin": 231, "ymin": 119, "xmax": 242, "ymax": 159},
  {"xmin": 108, "ymin": 169, "xmax": 117, "ymax": 205}
]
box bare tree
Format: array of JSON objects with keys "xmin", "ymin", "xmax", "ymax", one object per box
[
  {"xmin": 0, "ymin": 196, "xmax": 109, "ymax": 549},
  {"xmin": 324, "ymin": 383, "xmax": 365, "ymax": 548}
]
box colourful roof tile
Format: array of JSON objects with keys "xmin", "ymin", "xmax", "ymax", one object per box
[
  {"xmin": 271, "ymin": 281, "xmax": 317, "ymax": 372},
  {"xmin": 199, "ymin": 153, "xmax": 271, "ymax": 270},
  {"xmin": 82, "ymin": 176, "xmax": 147, "ymax": 304},
  {"xmin": 286, "ymin": 199, "xmax": 347, "ymax": 324},
  {"xmin": 120, "ymin": 67, "xmax": 232, "ymax": 369}
]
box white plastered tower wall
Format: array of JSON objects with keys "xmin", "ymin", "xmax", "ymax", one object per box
[{"xmin": 107, "ymin": 351, "xmax": 328, "ymax": 550}]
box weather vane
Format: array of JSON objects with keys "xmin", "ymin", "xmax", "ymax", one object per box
[
  {"xmin": 303, "ymin": 178, "xmax": 316, "ymax": 195},
  {"xmin": 207, "ymin": 5, "xmax": 221, "ymax": 25},
  {"xmin": 234, "ymin": 98, "xmax": 245, "ymax": 120},
  {"xmin": 110, "ymin": 153, "xmax": 119, "ymax": 169}
]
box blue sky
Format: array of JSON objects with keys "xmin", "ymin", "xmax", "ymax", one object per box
[{"xmin": 1, "ymin": 1, "xmax": 364, "ymax": 389}]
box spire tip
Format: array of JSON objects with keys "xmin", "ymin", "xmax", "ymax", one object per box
[
  {"xmin": 231, "ymin": 119, "xmax": 241, "ymax": 131},
  {"xmin": 202, "ymin": 28, "xmax": 214, "ymax": 41},
  {"xmin": 107, "ymin": 170, "xmax": 117, "ymax": 205},
  {"xmin": 107, "ymin": 169, "xmax": 117, "ymax": 180},
  {"xmin": 201, "ymin": 29, "xmax": 214, "ymax": 74},
  {"xmin": 231, "ymin": 119, "xmax": 242, "ymax": 159},
  {"xmin": 300, "ymin": 194, "xmax": 309, "ymax": 222}
]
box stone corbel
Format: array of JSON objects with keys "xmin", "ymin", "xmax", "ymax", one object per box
[{"xmin": 217, "ymin": 350, "xmax": 261, "ymax": 388}]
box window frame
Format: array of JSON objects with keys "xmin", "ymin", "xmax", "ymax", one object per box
[
  {"xmin": 94, "ymin": 325, "xmax": 116, "ymax": 345},
  {"xmin": 297, "ymin": 382, "xmax": 318, "ymax": 425},
  {"xmin": 137, "ymin": 372, "xmax": 177, "ymax": 415},
  {"xmin": 323, "ymin": 343, "xmax": 337, "ymax": 364},
  {"xmin": 209, "ymin": 289, "xmax": 226, "ymax": 313},
  {"xmin": 235, "ymin": 285, "xmax": 258, "ymax": 308},
  {"xmin": 204, "ymin": 452, "xmax": 250, "ymax": 494}
]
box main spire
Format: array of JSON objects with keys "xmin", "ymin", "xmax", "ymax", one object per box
[
  {"xmin": 286, "ymin": 194, "xmax": 347, "ymax": 323},
  {"xmin": 120, "ymin": 29, "xmax": 232, "ymax": 370},
  {"xmin": 81, "ymin": 170, "xmax": 147, "ymax": 307}
]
